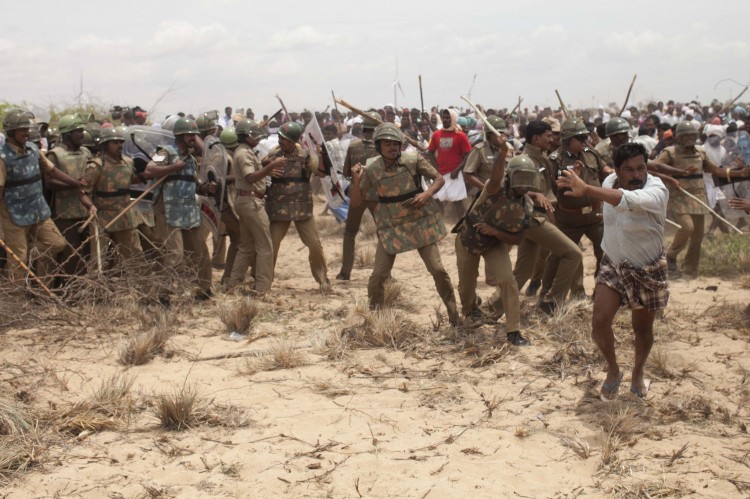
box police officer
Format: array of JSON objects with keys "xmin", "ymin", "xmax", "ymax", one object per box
[
  {"xmin": 46, "ymin": 113, "xmax": 92, "ymax": 276},
  {"xmin": 658, "ymin": 122, "xmax": 750, "ymax": 277},
  {"xmin": 336, "ymin": 111, "xmax": 381, "ymax": 281},
  {"xmin": 546, "ymin": 118, "xmax": 608, "ymax": 297},
  {"xmin": 0, "ymin": 109, "xmax": 88, "ymax": 286},
  {"xmin": 216, "ymin": 127, "xmax": 241, "ymax": 285},
  {"xmin": 226, "ymin": 119, "xmax": 277, "ymax": 293},
  {"xmin": 456, "ymin": 144, "xmax": 536, "ymax": 346},
  {"xmin": 145, "ymin": 117, "xmax": 213, "ymax": 300},
  {"xmin": 596, "ymin": 117, "xmax": 630, "ymax": 167},
  {"xmin": 349, "ymin": 123, "xmax": 459, "ymax": 325},
  {"xmin": 463, "ymin": 116, "xmax": 512, "ymax": 195},
  {"xmin": 264, "ymin": 122, "xmax": 330, "ymax": 289},
  {"xmin": 80, "ymin": 127, "xmax": 144, "ymax": 264},
  {"xmin": 502, "ymin": 120, "xmax": 582, "ymax": 315}
]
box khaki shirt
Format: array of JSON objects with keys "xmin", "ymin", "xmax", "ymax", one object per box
[
  {"xmin": 464, "ymin": 141, "xmax": 502, "ymax": 185},
  {"xmin": 233, "ymin": 143, "xmax": 266, "ymax": 194}
]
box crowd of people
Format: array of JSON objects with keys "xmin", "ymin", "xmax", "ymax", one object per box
[{"xmin": 1, "ymin": 96, "xmax": 749, "ymax": 402}]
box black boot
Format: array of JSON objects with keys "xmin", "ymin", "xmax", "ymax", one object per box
[
  {"xmin": 525, "ymin": 280, "xmax": 541, "ymax": 297},
  {"xmin": 506, "ymin": 331, "xmax": 531, "ymax": 346}
]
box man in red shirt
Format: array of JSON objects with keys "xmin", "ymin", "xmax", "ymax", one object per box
[{"xmin": 428, "ymin": 109, "xmax": 472, "ymax": 220}]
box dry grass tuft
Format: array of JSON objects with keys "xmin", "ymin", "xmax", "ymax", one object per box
[
  {"xmin": 118, "ymin": 328, "xmax": 170, "ymax": 366},
  {"xmin": 466, "ymin": 342, "xmax": 510, "ymax": 368},
  {"xmin": 90, "ymin": 373, "xmax": 136, "ymax": 419},
  {"xmin": 703, "ymin": 302, "xmax": 750, "ymax": 334},
  {"xmin": 559, "ymin": 432, "xmax": 591, "ymax": 459},
  {"xmin": 657, "ymin": 395, "xmax": 714, "ymax": 424},
  {"xmin": 359, "ymin": 215, "xmax": 377, "ymax": 240},
  {"xmin": 0, "ymin": 399, "xmax": 33, "ymax": 437},
  {"xmin": 600, "ymin": 430, "xmax": 621, "ymax": 466},
  {"xmin": 53, "ymin": 402, "xmax": 120, "ymax": 435},
  {"xmin": 355, "ymin": 246, "xmax": 375, "ymax": 268},
  {"xmin": 601, "ymin": 406, "xmax": 644, "ymax": 444},
  {"xmin": 339, "ymin": 309, "xmax": 423, "ymax": 350},
  {"xmin": 218, "ymin": 297, "xmax": 261, "ymax": 335},
  {"xmin": 0, "ymin": 434, "xmax": 38, "ymax": 483},
  {"xmin": 649, "ymin": 348, "xmax": 697, "ymax": 380},
  {"xmin": 151, "ymin": 384, "xmax": 201, "ymax": 431},
  {"xmin": 383, "ymin": 280, "xmax": 403, "ymax": 308},
  {"xmin": 243, "ymin": 340, "xmax": 308, "ymax": 374},
  {"xmin": 514, "ymin": 426, "xmax": 530, "ymax": 438},
  {"xmin": 311, "ymin": 379, "xmax": 353, "ymax": 398}
]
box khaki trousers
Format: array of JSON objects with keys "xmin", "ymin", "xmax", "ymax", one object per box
[
  {"xmin": 340, "ymin": 203, "xmax": 369, "ymax": 276},
  {"xmin": 270, "ymin": 217, "xmax": 328, "ymax": 284},
  {"xmin": 455, "ymin": 237, "xmax": 520, "ymax": 332},
  {"xmin": 153, "ymin": 203, "xmax": 211, "ymax": 293},
  {"xmin": 0, "ymin": 205, "xmax": 65, "ymax": 285},
  {"xmin": 368, "ymin": 241, "xmax": 458, "ymax": 319},
  {"xmin": 220, "ymin": 209, "xmax": 240, "ymax": 284},
  {"xmin": 484, "ymin": 218, "xmax": 581, "ymax": 318},
  {"xmin": 542, "ymin": 219, "xmax": 603, "ymax": 297},
  {"xmin": 93, "ymin": 228, "xmax": 143, "ymax": 264},
  {"xmin": 55, "ymin": 217, "xmax": 89, "ymax": 276},
  {"xmin": 228, "ymin": 197, "xmax": 274, "ymax": 292},
  {"xmin": 667, "ymin": 213, "xmax": 705, "ymax": 274}
]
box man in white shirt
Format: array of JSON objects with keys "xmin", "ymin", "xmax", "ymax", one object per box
[
  {"xmin": 557, "ymin": 142, "xmax": 669, "ymax": 402},
  {"xmin": 218, "ymin": 107, "xmax": 233, "ymax": 130}
]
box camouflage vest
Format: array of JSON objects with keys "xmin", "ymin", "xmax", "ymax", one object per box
[
  {"xmin": 92, "ymin": 155, "xmax": 136, "ymax": 232},
  {"xmin": 161, "ymin": 154, "xmax": 201, "ymax": 229},
  {"xmin": 347, "ymin": 139, "xmax": 378, "ymax": 170},
  {"xmin": 459, "ymin": 186, "xmax": 533, "ymax": 255},
  {"xmin": 550, "ymin": 147, "xmax": 604, "ymax": 224},
  {"xmin": 49, "ymin": 144, "xmax": 90, "ymax": 219},
  {"xmin": 661, "ymin": 146, "xmax": 709, "ymax": 215},
  {"xmin": 365, "ymin": 153, "xmax": 446, "ymax": 255},
  {"xmin": 1, "ymin": 142, "xmax": 51, "ymax": 227},
  {"xmin": 266, "ymin": 148, "xmax": 313, "ymax": 222}
]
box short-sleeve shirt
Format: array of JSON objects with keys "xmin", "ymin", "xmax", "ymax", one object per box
[
  {"xmin": 428, "ymin": 129, "xmax": 472, "ymax": 175},
  {"xmin": 233, "ymin": 143, "xmax": 266, "ymax": 194}
]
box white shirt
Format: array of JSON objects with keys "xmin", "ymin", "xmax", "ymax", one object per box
[
  {"xmin": 601, "ymin": 173, "xmax": 668, "ymax": 268},
  {"xmin": 218, "ymin": 115, "xmax": 233, "ymax": 130}
]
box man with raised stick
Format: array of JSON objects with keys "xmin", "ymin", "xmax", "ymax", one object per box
[{"xmin": 558, "ymin": 142, "xmax": 669, "ymax": 400}]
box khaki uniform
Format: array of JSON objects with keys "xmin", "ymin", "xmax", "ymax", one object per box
[
  {"xmin": 0, "ymin": 141, "xmax": 65, "ymax": 285},
  {"xmin": 339, "ymin": 138, "xmax": 379, "ymax": 276},
  {"xmin": 219, "ymin": 155, "xmax": 240, "ymax": 284},
  {"xmin": 227, "ymin": 143, "xmax": 274, "ymax": 291},
  {"xmin": 47, "ymin": 144, "xmax": 92, "ymax": 275},
  {"xmin": 657, "ymin": 145, "xmax": 713, "ymax": 274},
  {"xmin": 360, "ymin": 152, "xmax": 457, "ymax": 320},
  {"xmin": 152, "ymin": 152, "xmax": 211, "ymax": 294},
  {"xmin": 545, "ymin": 146, "xmax": 606, "ymax": 295},
  {"xmin": 455, "ymin": 182, "xmax": 533, "ymax": 332},
  {"xmin": 504, "ymin": 145, "xmax": 582, "ymax": 308},
  {"xmin": 265, "ymin": 144, "xmax": 328, "ymax": 284},
  {"xmin": 595, "ymin": 139, "xmax": 613, "ymax": 166},
  {"xmin": 83, "ymin": 154, "xmax": 143, "ymax": 263}
]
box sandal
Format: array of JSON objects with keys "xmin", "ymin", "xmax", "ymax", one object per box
[{"xmin": 600, "ymin": 371, "xmax": 624, "ymax": 402}]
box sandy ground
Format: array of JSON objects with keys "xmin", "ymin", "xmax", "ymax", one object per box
[{"xmin": 1, "ymin": 203, "xmax": 750, "ymax": 498}]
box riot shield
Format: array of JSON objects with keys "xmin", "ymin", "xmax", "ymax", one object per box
[{"xmin": 123, "ymin": 126, "xmax": 176, "ymax": 218}]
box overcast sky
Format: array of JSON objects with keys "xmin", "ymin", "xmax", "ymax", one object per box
[{"xmin": 3, "ymin": 1, "xmax": 749, "ymax": 121}]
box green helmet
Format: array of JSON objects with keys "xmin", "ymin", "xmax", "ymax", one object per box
[
  {"xmin": 675, "ymin": 121, "xmax": 698, "ymax": 138},
  {"xmin": 196, "ymin": 114, "xmax": 216, "ymax": 132},
  {"xmin": 561, "ymin": 118, "xmax": 589, "ymax": 140},
  {"xmin": 173, "ymin": 117, "xmax": 199, "ymax": 136},
  {"xmin": 220, "ymin": 128, "xmax": 239, "ymax": 148},
  {"xmin": 278, "ymin": 122, "xmax": 302, "ymax": 142},
  {"xmin": 86, "ymin": 123, "xmax": 102, "ymax": 144},
  {"xmin": 507, "ymin": 155, "xmax": 540, "ymax": 191},
  {"xmin": 28, "ymin": 125, "xmax": 43, "ymax": 143},
  {"xmin": 236, "ymin": 119, "xmax": 265, "ymax": 138},
  {"xmin": 373, "ymin": 122, "xmax": 404, "ymax": 143},
  {"xmin": 3, "ymin": 108, "xmax": 33, "ymax": 132},
  {"xmin": 99, "ymin": 126, "xmax": 126, "ymax": 145},
  {"xmin": 81, "ymin": 130, "xmax": 96, "ymax": 148},
  {"xmin": 362, "ymin": 111, "xmax": 381, "ymax": 129},
  {"xmin": 605, "ymin": 117, "xmax": 630, "ymax": 137},
  {"xmin": 58, "ymin": 113, "xmax": 86, "ymax": 134},
  {"xmin": 486, "ymin": 116, "xmax": 508, "ymax": 134}
]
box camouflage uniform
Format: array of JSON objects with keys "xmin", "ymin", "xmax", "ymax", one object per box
[
  {"xmin": 545, "ymin": 146, "xmax": 606, "ymax": 296},
  {"xmin": 485, "ymin": 146, "xmax": 581, "ymax": 316},
  {"xmin": 338, "ymin": 138, "xmax": 379, "ymax": 277},
  {"xmin": 227, "ymin": 143, "xmax": 274, "ymax": 291},
  {"xmin": 360, "ymin": 152, "xmax": 458, "ymax": 319},
  {"xmin": 0, "ymin": 141, "xmax": 65, "ymax": 284},
  {"xmin": 47, "ymin": 143, "xmax": 92, "ymax": 275},
  {"xmin": 657, "ymin": 145, "xmax": 713, "ymax": 274},
  {"xmin": 83, "ymin": 154, "xmax": 143, "ymax": 261},
  {"xmin": 265, "ymin": 144, "xmax": 328, "ymax": 284},
  {"xmin": 455, "ymin": 181, "xmax": 533, "ymax": 333},
  {"xmin": 152, "ymin": 151, "xmax": 211, "ymax": 293}
]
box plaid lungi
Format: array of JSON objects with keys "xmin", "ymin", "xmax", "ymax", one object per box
[{"xmin": 596, "ymin": 253, "xmax": 670, "ymax": 311}]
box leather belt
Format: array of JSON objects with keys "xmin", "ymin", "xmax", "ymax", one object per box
[
  {"xmin": 236, "ymin": 189, "xmax": 264, "ymax": 199},
  {"xmin": 557, "ymin": 204, "xmax": 598, "ymax": 215},
  {"xmin": 5, "ymin": 174, "xmax": 41, "ymax": 188},
  {"xmin": 681, "ymin": 173, "xmax": 703, "ymax": 180}
]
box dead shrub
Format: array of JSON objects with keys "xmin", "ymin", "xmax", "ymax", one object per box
[
  {"xmin": 90, "ymin": 373, "xmax": 136, "ymax": 418},
  {"xmin": 243, "ymin": 340, "xmax": 308, "ymax": 374},
  {"xmin": 703, "ymin": 302, "xmax": 750, "ymax": 334},
  {"xmin": 339, "ymin": 309, "xmax": 423, "ymax": 350},
  {"xmin": 218, "ymin": 297, "xmax": 261, "ymax": 335},
  {"xmin": 0, "ymin": 435, "xmax": 38, "ymax": 483},
  {"xmin": 53, "ymin": 402, "xmax": 120, "ymax": 435},
  {"xmin": 152, "ymin": 384, "xmax": 201, "ymax": 431},
  {"xmin": 657, "ymin": 395, "xmax": 714, "ymax": 424},
  {"xmin": 118, "ymin": 328, "xmax": 170, "ymax": 366}
]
